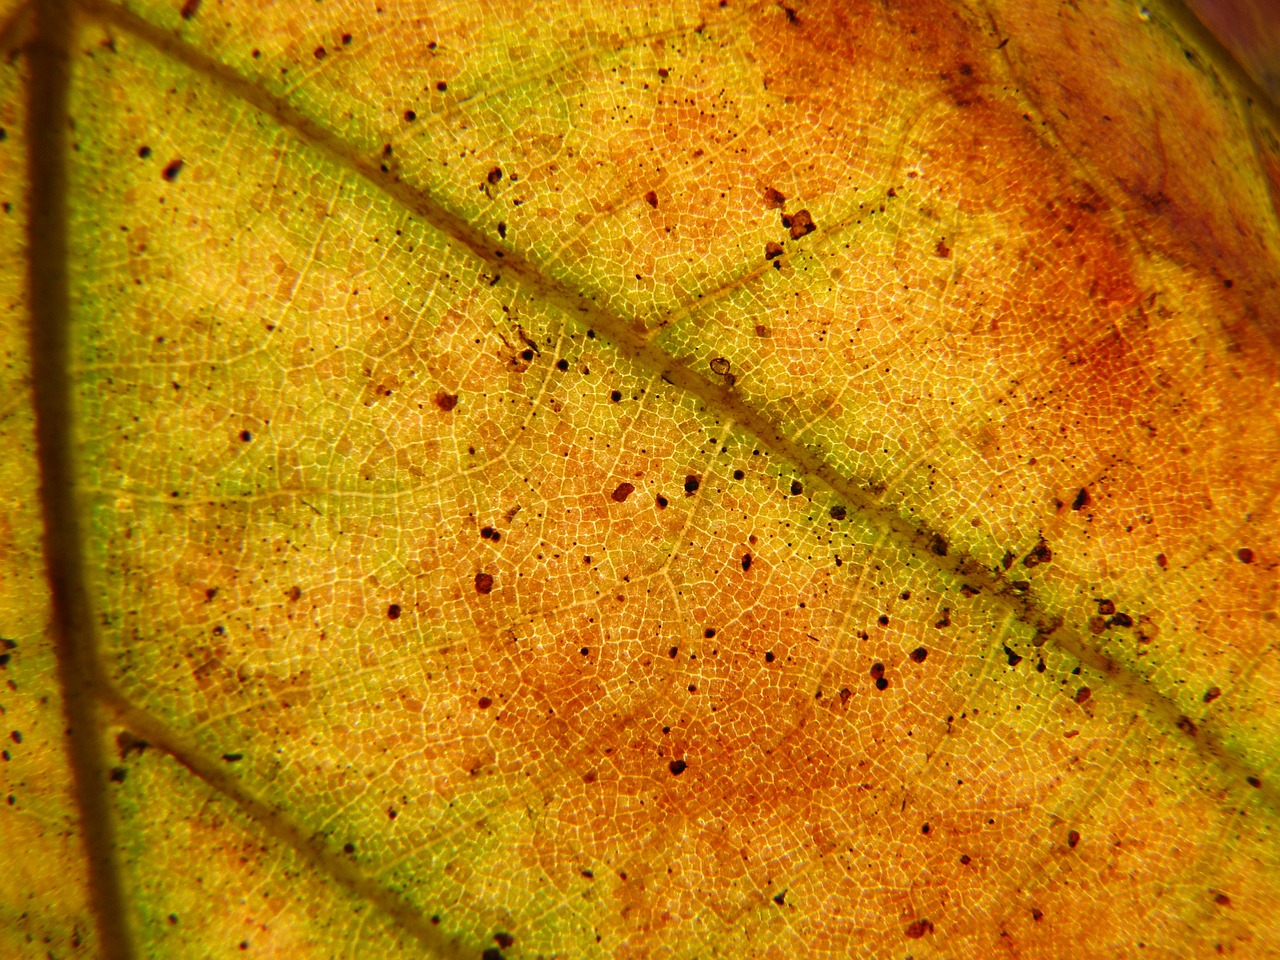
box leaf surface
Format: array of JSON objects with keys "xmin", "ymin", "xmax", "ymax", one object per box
[{"xmin": 3, "ymin": 0, "xmax": 1280, "ymax": 957}]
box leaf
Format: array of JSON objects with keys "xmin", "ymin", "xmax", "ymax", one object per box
[{"xmin": 3, "ymin": 0, "xmax": 1280, "ymax": 956}]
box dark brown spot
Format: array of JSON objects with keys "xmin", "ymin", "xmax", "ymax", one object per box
[
  {"xmin": 790, "ymin": 479, "xmax": 803, "ymax": 496},
  {"xmin": 387, "ymin": 603, "xmax": 401, "ymax": 620},
  {"xmin": 1215, "ymin": 893, "xmax": 1232, "ymax": 906},
  {"xmin": 1072, "ymin": 487, "xmax": 1091, "ymax": 510},
  {"xmin": 343, "ymin": 842, "xmax": 355, "ymax": 854},
  {"xmin": 764, "ymin": 241, "xmax": 784, "ymax": 260},
  {"xmin": 1247, "ymin": 775, "xmax": 1262, "ymax": 788},
  {"xmin": 1088, "ymin": 615, "xmax": 1108, "ymax": 635},
  {"xmin": 494, "ymin": 933, "xmax": 515, "ymax": 950},
  {"xmin": 1001, "ymin": 550, "xmax": 1017, "ymax": 570},
  {"xmin": 611, "ymin": 482, "xmax": 635, "ymax": 503},
  {"xmin": 478, "ymin": 697, "xmax": 493, "ymax": 709},
  {"xmin": 1237, "ymin": 547, "xmax": 1254, "ymax": 563},
  {"xmin": 763, "ymin": 186, "xmax": 787, "ymax": 208},
  {"xmin": 556, "ymin": 358, "xmax": 569, "ymax": 371},
  {"xmin": 435, "ymin": 392, "xmax": 458, "ymax": 411},
  {"xmin": 1023, "ymin": 541, "xmax": 1053, "ymax": 567},
  {"xmin": 180, "ymin": 0, "xmax": 201, "ymax": 19},
  {"xmin": 772, "ymin": 890, "xmax": 786, "ymax": 905},
  {"xmin": 1096, "ymin": 599, "xmax": 1116, "ymax": 616},
  {"xmin": 921, "ymin": 822, "xmax": 930, "ymax": 834},
  {"xmin": 1067, "ymin": 829, "xmax": 1081, "ymax": 848},
  {"xmin": 929, "ymin": 534, "xmax": 948, "ymax": 557},
  {"xmin": 869, "ymin": 663, "xmax": 885, "ymax": 680},
  {"xmin": 656, "ymin": 495, "xmax": 668, "ymax": 509},
  {"xmin": 877, "ymin": 614, "xmax": 889, "ymax": 626},
  {"xmin": 1110, "ymin": 612, "xmax": 1133, "ymax": 628},
  {"xmin": 314, "ymin": 46, "xmax": 326, "ymax": 59},
  {"xmin": 644, "ymin": 190, "xmax": 658, "ymax": 208},
  {"xmin": 1203, "ymin": 686, "xmax": 1221, "ymax": 703},
  {"xmin": 742, "ymin": 553, "xmax": 752, "ymax": 572},
  {"xmin": 1176, "ymin": 715, "xmax": 1198, "ymax": 736},
  {"xmin": 934, "ymin": 608, "xmax": 951, "ymax": 628},
  {"xmin": 162, "ymin": 159, "xmax": 184, "ymax": 182},
  {"xmin": 137, "ymin": 145, "xmax": 152, "ymax": 158},
  {"xmin": 1156, "ymin": 553, "xmax": 1168, "ymax": 567},
  {"xmin": 1075, "ymin": 686, "xmax": 1092, "ymax": 704},
  {"xmin": 875, "ymin": 676, "xmax": 889, "ymax": 690},
  {"xmin": 240, "ymin": 430, "xmax": 252, "ymax": 442},
  {"xmin": 657, "ymin": 67, "xmax": 669, "ymax": 78},
  {"xmin": 782, "ymin": 208, "xmax": 816, "ymax": 239},
  {"xmin": 1031, "ymin": 907, "xmax": 1043, "ymax": 921},
  {"xmin": 684, "ymin": 475, "xmax": 700, "ymax": 495},
  {"xmin": 830, "ymin": 505, "xmax": 846, "ymax": 520},
  {"xmin": 110, "ymin": 767, "xmax": 127, "ymax": 783},
  {"xmin": 403, "ymin": 109, "xmax": 417, "ymax": 122},
  {"xmin": 487, "ymin": 166, "xmax": 503, "ymax": 184},
  {"xmin": 959, "ymin": 854, "xmax": 971, "ymax": 865},
  {"xmin": 704, "ymin": 628, "xmax": 716, "ymax": 638},
  {"xmin": 710, "ymin": 356, "xmax": 732, "ymax": 376},
  {"xmin": 935, "ymin": 237, "xmax": 951, "ymax": 257},
  {"xmin": 910, "ymin": 647, "xmax": 928, "ymax": 663},
  {"xmin": 435, "ymin": 81, "xmax": 447, "ymax": 91},
  {"xmin": 765, "ymin": 651, "xmax": 775, "ymax": 663},
  {"xmin": 904, "ymin": 919, "xmax": 934, "ymax": 939},
  {"xmin": 669, "ymin": 759, "xmax": 687, "ymax": 776},
  {"xmin": 475, "ymin": 572, "xmax": 494, "ymax": 595},
  {"xmin": 1003, "ymin": 645, "xmax": 1022, "ymax": 667},
  {"xmin": 610, "ymin": 390, "xmax": 623, "ymax": 402}
]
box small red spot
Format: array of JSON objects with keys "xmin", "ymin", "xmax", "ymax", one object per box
[
  {"xmin": 644, "ymin": 190, "xmax": 658, "ymax": 208},
  {"xmin": 474, "ymin": 572, "xmax": 494, "ymax": 594},
  {"xmin": 478, "ymin": 697, "xmax": 492, "ymax": 709},
  {"xmin": 959, "ymin": 854, "xmax": 971, "ymax": 865},
  {"xmin": 1237, "ymin": 547, "xmax": 1254, "ymax": 564},
  {"xmin": 314, "ymin": 46, "xmax": 326, "ymax": 59},
  {"xmin": 764, "ymin": 241, "xmax": 784, "ymax": 260},
  {"xmin": 1203, "ymin": 686, "xmax": 1221, "ymax": 703},
  {"xmin": 435, "ymin": 392, "xmax": 458, "ymax": 411},
  {"xmin": 1156, "ymin": 553, "xmax": 1167, "ymax": 567},
  {"xmin": 763, "ymin": 187, "xmax": 787, "ymax": 208},
  {"xmin": 910, "ymin": 647, "xmax": 928, "ymax": 663},
  {"xmin": 1075, "ymin": 687, "xmax": 1092, "ymax": 704},
  {"xmin": 935, "ymin": 238, "xmax": 951, "ymax": 258},
  {"xmin": 1031, "ymin": 907, "xmax": 1043, "ymax": 921},
  {"xmin": 162, "ymin": 159, "xmax": 184, "ymax": 182},
  {"xmin": 611, "ymin": 482, "xmax": 635, "ymax": 503},
  {"xmin": 387, "ymin": 603, "xmax": 401, "ymax": 620},
  {"xmin": 1067, "ymin": 829, "xmax": 1081, "ymax": 848},
  {"xmin": 904, "ymin": 918, "xmax": 934, "ymax": 939},
  {"xmin": 1215, "ymin": 893, "xmax": 1232, "ymax": 906},
  {"xmin": 180, "ymin": 0, "xmax": 201, "ymax": 19}
]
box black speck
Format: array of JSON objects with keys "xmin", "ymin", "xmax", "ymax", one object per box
[
  {"xmin": 765, "ymin": 651, "xmax": 775, "ymax": 663},
  {"xmin": 556, "ymin": 358, "xmax": 569, "ymax": 371},
  {"xmin": 1003, "ymin": 645, "xmax": 1023, "ymax": 667},
  {"xmin": 162, "ymin": 159, "xmax": 184, "ymax": 181},
  {"xmin": 137, "ymin": 145, "xmax": 151, "ymax": 158},
  {"xmin": 1072, "ymin": 487, "xmax": 1091, "ymax": 510},
  {"xmin": 221, "ymin": 752, "xmax": 243, "ymax": 762},
  {"xmin": 669, "ymin": 759, "xmax": 687, "ymax": 776},
  {"xmin": 240, "ymin": 430, "xmax": 252, "ymax": 442},
  {"xmin": 611, "ymin": 390, "xmax": 623, "ymax": 402},
  {"xmin": 436, "ymin": 81, "xmax": 448, "ymax": 91},
  {"xmin": 773, "ymin": 891, "xmax": 786, "ymax": 905},
  {"xmin": 742, "ymin": 553, "xmax": 752, "ymax": 572},
  {"xmin": 343, "ymin": 842, "xmax": 356, "ymax": 854},
  {"xmin": 790, "ymin": 479, "xmax": 803, "ymax": 496},
  {"xmin": 404, "ymin": 109, "xmax": 417, "ymax": 121},
  {"xmin": 388, "ymin": 603, "xmax": 401, "ymax": 620},
  {"xmin": 684, "ymin": 475, "xmax": 700, "ymax": 494}
]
